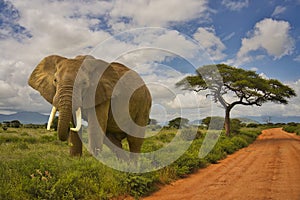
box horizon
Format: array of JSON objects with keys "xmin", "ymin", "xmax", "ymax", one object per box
[{"xmin": 1, "ymin": 111, "xmax": 300, "ymax": 125}]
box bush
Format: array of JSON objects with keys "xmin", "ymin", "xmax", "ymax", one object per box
[
  {"xmin": 231, "ymin": 136, "xmax": 248, "ymax": 149},
  {"xmin": 247, "ymin": 123, "xmax": 259, "ymax": 128},
  {"xmin": 125, "ymin": 174, "xmax": 157, "ymax": 198},
  {"xmin": 205, "ymin": 145, "xmax": 227, "ymax": 164},
  {"xmin": 180, "ymin": 128, "xmax": 204, "ymax": 141},
  {"xmin": 174, "ymin": 151, "xmax": 205, "ymax": 177},
  {"xmin": 230, "ymin": 119, "xmax": 242, "ymax": 134},
  {"xmin": 219, "ymin": 138, "xmax": 237, "ymax": 154},
  {"xmin": 283, "ymin": 124, "xmax": 300, "ymax": 135}
]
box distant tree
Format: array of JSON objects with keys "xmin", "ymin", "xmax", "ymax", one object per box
[
  {"xmin": 10, "ymin": 120, "xmax": 22, "ymax": 128},
  {"xmin": 3, "ymin": 121, "xmax": 10, "ymax": 127},
  {"xmin": 177, "ymin": 64, "xmax": 296, "ymax": 136},
  {"xmin": 148, "ymin": 118, "xmax": 158, "ymax": 125},
  {"xmin": 148, "ymin": 118, "xmax": 162, "ymax": 131},
  {"xmin": 202, "ymin": 116, "xmax": 241, "ymax": 134},
  {"xmin": 202, "ymin": 116, "xmax": 224, "ymax": 129},
  {"xmin": 168, "ymin": 117, "xmax": 189, "ymax": 129},
  {"xmin": 246, "ymin": 123, "xmax": 259, "ymax": 128}
]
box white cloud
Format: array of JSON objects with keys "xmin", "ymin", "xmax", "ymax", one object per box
[
  {"xmin": 258, "ymin": 73, "xmax": 269, "ymax": 79},
  {"xmin": 193, "ymin": 27, "xmax": 226, "ymax": 61},
  {"xmin": 0, "ymin": 0, "xmax": 211, "ymax": 114},
  {"xmin": 250, "ymin": 67, "xmax": 258, "ymax": 71},
  {"xmin": 10, "ymin": 0, "xmax": 111, "ymax": 55},
  {"xmin": 167, "ymin": 92, "xmax": 208, "ymax": 109},
  {"xmin": 271, "ymin": 5, "xmax": 287, "ymax": 17},
  {"xmin": 0, "ymin": 80, "xmax": 15, "ymax": 100},
  {"xmin": 282, "ymin": 79, "xmax": 300, "ymax": 116},
  {"xmin": 109, "ymin": 0, "xmax": 209, "ymax": 29},
  {"xmin": 237, "ymin": 18, "xmax": 294, "ymax": 64},
  {"xmin": 232, "ymin": 79, "xmax": 300, "ymax": 117},
  {"xmin": 221, "ymin": 0, "xmax": 249, "ymax": 11},
  {"xmin": 294, "ymin": 55, "xmax": 300, "ymax": 62}
]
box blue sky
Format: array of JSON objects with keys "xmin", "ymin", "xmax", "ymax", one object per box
[
  {"xmin": 208, "ymin": 0, "xmax": 300, "ymax": 82},
  {"xmin": 0, "ymin": 0, "xmax": 300, "ymax": 121}
]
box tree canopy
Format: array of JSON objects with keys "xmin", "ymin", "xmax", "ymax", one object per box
[
  {"xmin": 177, "ymin": 64, "xmax": 296, "ymax": 135},
  {"xmin": 168, "ymin": 117, "xmax": 189, "ymax": 129}
]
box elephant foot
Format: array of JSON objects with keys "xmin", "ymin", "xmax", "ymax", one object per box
[
  {"xmin": 90, "ymin": 147, "xmax": 102, "ymax": 157},
  {"xmin": 88, "ymin": 132, "xmax": 104, "ymax": 157}
]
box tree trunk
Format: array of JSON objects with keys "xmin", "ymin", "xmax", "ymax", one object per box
[
  {"xmin": 69, "ymin": 130, "xmax": 82, "ymax": 156},
  {"xmin": 224, "ymin": 107, "xmax": 231, "ymax": 136}
]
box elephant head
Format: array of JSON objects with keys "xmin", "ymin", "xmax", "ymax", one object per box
[{"xmin": 28, "ymin": 55, "xmax": 120, "ymax": 141}]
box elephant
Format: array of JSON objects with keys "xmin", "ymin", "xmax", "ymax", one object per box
[{"xmin": 28, "ymin": 55, "xmax": 152, "ymax": 157}]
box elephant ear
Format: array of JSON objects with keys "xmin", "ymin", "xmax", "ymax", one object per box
[
  {"xmin": 79, "ymin": 58, "xmax": 122, "ymax": 109},
  {"xmin": 28, "ymin": 55, "xmax": 66, "ymax": 104}
]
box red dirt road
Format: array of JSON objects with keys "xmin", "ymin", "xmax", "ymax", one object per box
[{"xmin": 143, "ymin": 128, "xmax": 300, "ymax": 200}]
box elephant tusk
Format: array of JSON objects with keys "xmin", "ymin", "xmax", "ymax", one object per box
[
  {"xmin": 70, "ymin": 107, "xmax": 82, "ymax": 132},
  {"xmin": 47, "ymin": 107, "xmax": 57, "ymax": 130}
]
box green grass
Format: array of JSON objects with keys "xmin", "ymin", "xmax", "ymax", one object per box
[
  {"xmin": 0, "ymin": 127, "xmax": 263, "ymax": 199},
  {"xmin": 283, "ymin": 123, "xmax": 300, "ymax": 135}
]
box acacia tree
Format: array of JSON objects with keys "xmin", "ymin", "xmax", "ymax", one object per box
[{"xmin": 176, "ymin": 64, "xmax": 296, "ymax": 136}]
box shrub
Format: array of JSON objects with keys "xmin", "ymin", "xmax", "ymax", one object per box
[
  {"xmin": 230, "ymin": 119, "xmax": 242, "ymax": 134},
  {"xmin": 231, "ymin": 136, "xmax": 248, "ymax": 149},
  {"xmin": 174, "ymin": 151, "xmax": 203, "ymax": 177},
  {"xmin": 219, "ymin": 138, "xmax": 237, "ymax": 154},
  {"xmin": 283, "ymin": 124, "xmax": 300, "ymax": 135},
  {"xmin": 180, "ymin": 128, "xmax": 196, "ymax": 141},
  {"xmin": 125, "ymin": 174, "xmax": 157, "ymax": 198},
  {"xmin": 247, "ymin": 123, "xmax": 259, "ymax": 128},
  {"xmin": 205, "ymin": 146, "xmax": 227, "ymax": 164}
]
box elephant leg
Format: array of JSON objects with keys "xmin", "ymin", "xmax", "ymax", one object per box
[
  {"xmin": 127, "ymin": 135, "xmax": 144, "ymax": 163},
  {"xmin": 69, "ymin": 118, "xmax": 83, "ymax": 156},
  {"xmin": 106, "ymin": 132, "xmax": 130, "ymax": 160},
  {"xmin": 69, "ymin": 130, "xmax": 83, "ymax": 156},
  {"xmin": 127, "ymin": 135, "xmax": 143, "ymax": 153},
  {"xmin": 106, "ymin": 132, "xmax": 122, "ymax": 149},
  {"xmin": 126, "ymin": 111, "xmax": 148, "ymax": 161},
  {"xmin": 88, "ymin": 102, "xmax": 109, "ymax": 156}
]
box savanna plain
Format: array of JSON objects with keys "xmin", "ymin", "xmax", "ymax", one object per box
[{"xmin": 0, "ymin": 123, "xmax": 299, "ymax": 199}]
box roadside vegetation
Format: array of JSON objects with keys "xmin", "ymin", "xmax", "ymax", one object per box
[
  {"xmin": 283, "ymin": 122, "xmax": 300, "ymax": 135},
  {"xmin": 0, "ymin": 122, "xmax": 270, "ymax": 200}
]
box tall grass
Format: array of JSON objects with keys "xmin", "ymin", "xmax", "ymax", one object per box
[{"xmin": 0, "ymin": 127, "xmax": 262, "ymax": 199}]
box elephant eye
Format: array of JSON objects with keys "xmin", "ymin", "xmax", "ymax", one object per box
[{"xmin": 53, "ymin": 78, "xmax": 58, "ymax": 85}]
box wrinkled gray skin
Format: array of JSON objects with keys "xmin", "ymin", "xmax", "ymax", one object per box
[{"xmin": 28, "ymin": 55, "xmax": 152, "ymax": 157}]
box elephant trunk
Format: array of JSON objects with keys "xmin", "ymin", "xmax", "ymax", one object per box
[
  {"xmin": 57, "ymin": 106, "xmax": 72, "ymax": 141},
  {"xmin": 55, "ymin": 86, "xmax": 73, "ymax": 141}
]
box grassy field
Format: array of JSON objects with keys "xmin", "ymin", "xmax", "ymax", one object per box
[{"xmin": 0, "ymin": 126, "xmax": 263, "ymax": 199}]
